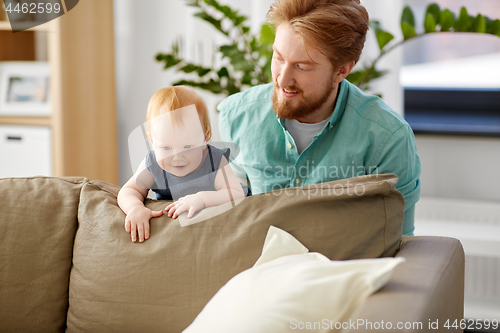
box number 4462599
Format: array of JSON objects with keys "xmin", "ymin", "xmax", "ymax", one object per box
[
  {"xmin": 444, "ymin": 319, "xmax": 499, "ymax": 330},
  {"xmin": 5, "ymin": 2, "xmax": 61, "ymax": 14}
]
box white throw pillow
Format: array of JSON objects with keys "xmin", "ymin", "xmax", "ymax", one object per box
[{"xmin": 183, "ymin": 226, "xmax": 404, "ymax": 333}]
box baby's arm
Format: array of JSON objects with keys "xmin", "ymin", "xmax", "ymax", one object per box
[
  {"xmin": 166, "ymin": 156, "xmax": 245, "ymax": 219},
  {"xmin": 117, "ymin": 160, "xmax": 163, "ymax": 242}
]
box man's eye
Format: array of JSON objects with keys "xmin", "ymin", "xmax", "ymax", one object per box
[
  {"xmin": 184, "ymin": 145, "xmax": 193, "ymax": 149},
  {"xmin": 163, "ymin": 147, "xmax": 171, "ymax": 151}
]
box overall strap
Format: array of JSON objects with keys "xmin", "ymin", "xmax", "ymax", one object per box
[
  {"xmin": 162, "ymin": 169, "xmax": 169, "ymax": 190},
  {"xmin": 208, "ymin": 145, "xmax": 215, "ymax": 172}
]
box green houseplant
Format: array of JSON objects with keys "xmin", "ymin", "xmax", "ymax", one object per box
[
  {"xmin": 156, "ymin": 0, "xmax": 500, "ymax": 96},
  {"xmin": 156, "ymin": 0, "xmax": 274, "ymax": 96}
]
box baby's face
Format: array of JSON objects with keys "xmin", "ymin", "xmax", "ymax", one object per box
[{"xmin": 150, "ymin": 111, "xmax": 207, "ymax": 177}]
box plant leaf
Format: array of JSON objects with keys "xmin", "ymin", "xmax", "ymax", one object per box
[
  {"xmin": 173, "ymin": 79, "xmax": 225, "ymax": 95},
  {"xmin": 156, "ymin": 53, "xmax": 182, "ymax": 69},
  {"xmin": 470, "ymin": 14, "xmax": 486, "ymax": 33},
  {"xmin": 179, "ymin": 64, "xmax": 198, "ymax": 73},
  {"xmin": 345, "ymin": 69, "xmax": 363, "ymax": 85},
  {"xmin": 440, "ymin": 9, "xmax": 455, "ymax": 31},
  {"xmin": 219, "ymin": 44, "xmax": 241, "ymax": 59},
  {"xmin": 346, "ymin": 67, "xmax": 388, "ymax": 91},
  {"xmin": 376, "ymin": 30, "xmax": 394, "ymax": 50},
  {"xmin": 491, "ymin": 19, "xmax": 500, "ymax": 37},
  {"xmin": 484, "ymin": 16, "xmax": 500, "ymax": 36},
  {"xmin": 210, "ymin": 1, "xmax": 234, "ymax": 19},
  {"xmin": 371, "ymin": 21, "xmax": 394, "ymax": 50},
  {"xmin": 259, "ymin": 23, "xmax": 275, "ymax": 46},
  {"xmin": 401, "ymin": 6, "xmax": 417, "ymax": 40},
  {"xmin": 234, "ymin": 16, "xmax": 247, "ymax": 26},
  {"xmin": 193, "ymin": 12, "xmax": 228, "ymax": 36},
  {"xmin": 455, "ymin": 7, "xmax": 470, "ymax": 32},
  {"xmin": 205, "ymin": 0, "xmax": 248, "ymax": 27},
  {"xmin": 219, "ymin": 44, "xmax": 253, "ymax": 72},
  {"xmin": 401, "ymin": 22, "xmax": 417, "ymax": 40},
  {"xmin": 261, "ymin": 60, "xmax": 272, "ymax": 84},
  {"xmin": 424, "ymin": 13, "xmax": 437, "ymax": 33},
  {"xmin": 186, "ymin": 0, "xmax": 200, "ymax": 8},
  {"xmin": 401, "ymin": 6, "xmax": 415, "ymax": 27},
  {"xmin": 426, "ymin": 3, "xmax": 441, "ymax": 25},
  {"xmin": 217, "ymin": 67, "xmax": 229, "ymax": 78},
  {"xmin": 241, "ymin": 74, "xmax": 253, "ymax": 85},
  {"xmin": 197, "ymin": 68, "xmax": 211, "ymax": 77}
]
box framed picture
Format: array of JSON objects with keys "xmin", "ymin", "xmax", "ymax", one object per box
[{"xmin": 0, "ymin": 62, "xmax": 50, "ymax": 116}]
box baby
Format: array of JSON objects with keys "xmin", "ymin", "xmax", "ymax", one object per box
[{"xmin": 118, "ymin": 86, "xmax": 249, "ymax": 242}]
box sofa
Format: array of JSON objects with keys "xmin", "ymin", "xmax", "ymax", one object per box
[{"xmin": 0, "ymin": 175, "xmax": 464, "ymax": 332}]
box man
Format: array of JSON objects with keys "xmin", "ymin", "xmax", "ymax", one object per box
[{"xmin": 218, "ymin": 0, "xmax": 421, "ymax": 236}]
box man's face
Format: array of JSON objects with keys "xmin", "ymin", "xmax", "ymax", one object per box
[{"xmin": 271, "ymin": 22, "xmax": 341, "ymax": 122}]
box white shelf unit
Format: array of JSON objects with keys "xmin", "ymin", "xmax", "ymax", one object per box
[
  {"xmin": 0, "ymin": 124, "xmax": 52, "ymax": 177},
  {"xmin": 0, "ymin": 0, "xmax": 118, "ymax": 184}
]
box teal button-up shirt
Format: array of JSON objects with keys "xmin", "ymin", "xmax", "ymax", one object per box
[{"xmin": 218, "ymin": 80, "xmax": 421, "ymax": 236}]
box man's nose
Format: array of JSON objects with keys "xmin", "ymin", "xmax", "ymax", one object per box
[{"xmin": 277, "ymin": 64, "xmax": 295, "ymax": 88}]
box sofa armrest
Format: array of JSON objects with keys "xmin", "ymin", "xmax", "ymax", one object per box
[{"xmin": 344, "ymin": 236, "xmax": 465, "ymax": 332}]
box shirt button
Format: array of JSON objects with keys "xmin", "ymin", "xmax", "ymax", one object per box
[
  {"xmin": 295, "ymin": 178, "xmax": 301, "ymax": 184},
  {"xmin": 287, "ymin": 143, "xmax": 293, "ymax": 149},
  {"xmin": 330, "ymin": 125, "xmax": 333, "ymax": 129}
]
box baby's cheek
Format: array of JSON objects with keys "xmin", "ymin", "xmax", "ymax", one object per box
[
  {"xmin": 158, "ymin": 159, "xmax": 166, "ymax": 170},
  {"xmin": 156, "ymin": 154, "xmax": 171, "ymax": 170},
  {"xmin": 191, "ymin": 152, "xmax": 204, "ymax": 167}
]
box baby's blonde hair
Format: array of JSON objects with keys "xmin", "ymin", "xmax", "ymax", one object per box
[{"xmin": 145, "ymin": 86, "xmax": 212, "ymax": 141}]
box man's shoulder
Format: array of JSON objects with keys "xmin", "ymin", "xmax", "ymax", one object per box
[
  {"xmin": 343, "ymin": 80, "xmax": 410, "ymax": 135},
  {"xmin": 218, "ymin": 83, "xmax": 273, "ymax": 115}
]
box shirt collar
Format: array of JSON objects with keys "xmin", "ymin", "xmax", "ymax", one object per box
[{"xmin": 327, "ymin": 79, "xmax": 348, "ymax": 128}]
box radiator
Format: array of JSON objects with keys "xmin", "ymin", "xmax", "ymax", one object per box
[{"xmin": 414, "ymin": 197, "xmax": 500, "ymax": 320}]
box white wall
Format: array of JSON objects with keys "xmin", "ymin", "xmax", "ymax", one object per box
[
  {"xmin": 416, "ymin": 136, "xmax": 500, "ymax": 202},
  {"xmin": 359, "ymin": 0, "xmax": 404, "ymax": 115}
]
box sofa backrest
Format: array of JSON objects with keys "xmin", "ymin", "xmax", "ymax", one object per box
[
  {"xmin": 0, "ymin": 174, "xmax": 403, "ymax": 332},
  {"xmin": 0, "ymin": 177, "xmax": 87, "ymax": 332},
  {"xmin": 67, "ymin": 174, "xmax": 403, "ymax": 332}
]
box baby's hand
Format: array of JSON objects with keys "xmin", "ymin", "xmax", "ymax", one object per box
[
  {"xmin": 124, "ymin": 206, "xmax": 163, "ymax": 242},
  {"xmin": 166, "ymin": 194, "xmax": 205, "ymax": 219}
]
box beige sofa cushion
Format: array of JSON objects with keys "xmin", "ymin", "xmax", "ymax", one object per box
[
  {"xmin": 66, "ymin": 174, "xmax": 403, "ymax": 332},
  {"xmin": 0, "ymin": 177, "xmax": 86, "ymax": 333}
]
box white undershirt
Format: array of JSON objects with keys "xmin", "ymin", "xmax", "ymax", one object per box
[{"xmin": 285, "ymin": 118, "xmax": 329, "ymax": 154}]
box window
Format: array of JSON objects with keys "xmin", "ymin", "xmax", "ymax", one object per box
[{"xmin": 400, "ymin": 0, "xmax": 500, "ymax": 137}]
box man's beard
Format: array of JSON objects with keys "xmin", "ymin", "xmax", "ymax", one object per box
[{"xmin": 272, "ymin": 76, "xmax": 335, "ymax": 120}]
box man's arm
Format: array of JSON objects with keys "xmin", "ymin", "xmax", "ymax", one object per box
[
  {"xmin": 218, "ymin": 103, "xmax": 250, "ymax": 188},
  {"xmin": 369, "ymin": 124, "xmax": 421, "ymax": 236}
]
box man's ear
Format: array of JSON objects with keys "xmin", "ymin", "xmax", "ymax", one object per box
[{"xmin": 334, "ymin": 61, "xmax": 355, "ymax": 83}]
